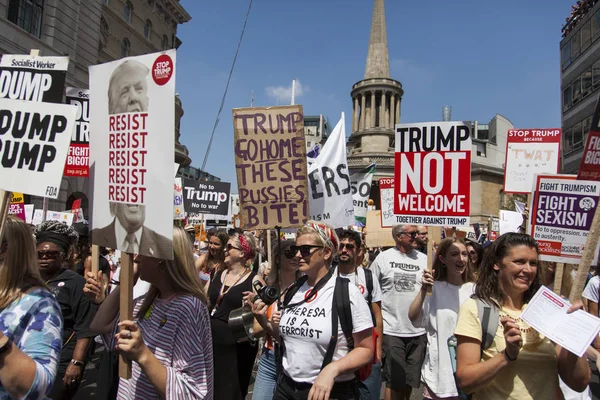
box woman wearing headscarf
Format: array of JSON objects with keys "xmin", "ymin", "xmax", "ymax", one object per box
[
  {"xmin": 208, "ymin": 231, "xmax": 263, "ymax": 399},
  {"xmin": 0, "ymin": 215, "xmax": 63, "ymax": 399},
  {"xmin": 86, "ymin": 227, "xmax": 214, "ymax": 399},
  {"xmin": 35, "ymin": 220, "xmax": 97, "ymax": 399}
]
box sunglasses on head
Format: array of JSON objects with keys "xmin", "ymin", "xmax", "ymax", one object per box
[
  {"xmin": 226, "ymin": 243, "xmax": 243, "ymax": 252},
  {"xmin": 288, "ymin": 244, "xmax": 323, "ymax": 258},
  {"xmin": 38, "ymin": 250, "xmax": 61, "ymax": 259}
]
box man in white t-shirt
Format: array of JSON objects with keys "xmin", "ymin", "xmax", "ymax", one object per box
[
  {"xmin": 370, "ymin": 224, "xmax": 428, "ymax": 400},
  {"xmin": 336, "ymin": 229, "xmax": 383, "ymax": 400}
]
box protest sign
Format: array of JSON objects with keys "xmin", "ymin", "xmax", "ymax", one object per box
[
  {"xmin": 578, "ymin": 96, "xmax": 600, "ymax": 180},
  {"xmin": 0, "ymin": 54, "xmax": 68, "ymax": 103},
  {"xmin": 0, "ymin": 98, "xmax": 77, "ymax": 198},
  {"xmin": 173, "ymin": 177, "xmax": 185, "ymax": 220},
  {"xmin": 531, "ymin": 174, "xmax": 600, "ymax": 264},
  {"xmin": 394, "ymin": 121, "xmax": 471, "ymax": 226},
  {"xmin": 351, "ymin": 164, "xmax": 375, "ymax": 225},
  {"xmin": 89, "ymin": 50, "xmax": 175, "ymax": 260},
  {"xmin": 24, "ymin": 204, "xmax": 34, "ymax": 224},
  {"xmin": 46, "ymin": 210, "xmax": 74, "ymax": 226},
  {"xmin": 8, "ymin": 192, "xmax": 25, "ymax": 221},
  {"xmin": 233, "ymin": 105, "xmax": 308, "ymax": 230},
  {"xmin": 504, "ymin": 129, "xmax": 561, "ymax": 193},
  {"xmin": 307, "ymin": 114, "xmax": 354, "ymax": 227},
  {"xmin": 64, "ymin": 88, "xmax": 90, "ymax": 177},
  {"xmin": 379, "ymin": 178, "xmax": 397, "ymax": 228},
  {"xmin": 32, "ymin": 209, "xmax": 43, "ymax": 225},
  {"xmin": 365, "ymin": 210, "xmax": 394, "ymax": 248},
  {"xmin": 183, "ymin": 179, "xmax": 230, "ymax": 217},
  {"xmin": 499, "ymin": 210, "xmax": 524, "ymax": 235}
]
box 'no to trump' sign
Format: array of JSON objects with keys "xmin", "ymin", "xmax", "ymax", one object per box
[{"xmin": 393, "ymin": 121, "xmax": 471, "ymax": 226}]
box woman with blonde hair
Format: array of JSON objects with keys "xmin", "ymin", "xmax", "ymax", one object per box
[
  {"xmin": 253, "ymin": 221, "xmax": 374, "ymax": 400},
  {"xmin": 208, "ymin": 231, "xmax": 263, "ymax": 399},
  {"xmin": 408, "ymin": 237, "xmax": 475, "ymax": 399},
  {"xmin": 0, "ymin": 215, "xmax": 63, "ymax": 398},
  {"xmin": 86, "ymin": 227, "xmax": 213, "ymax": 399}
]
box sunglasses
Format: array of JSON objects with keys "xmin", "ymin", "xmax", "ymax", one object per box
[
  {"xmin": 399, "ymin": 232, "xmax": 418, "ymax": 238},
  {"xmin": 339, "ymin": 243, "xmax": 356, "ymax": 251},
  {"xmin": 225, "ymin": 243, "xmax": 243, "ymax": 252},
  {"xmin": 289, "ymin": 244, "xmax": 323, "ymax": 258},
  {"xmin": 38, "ymin": 250, "xmax": 61, "ymax": 259}
]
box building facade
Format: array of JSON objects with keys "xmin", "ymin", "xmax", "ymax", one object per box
[
  {"xmin": 304, "ymin": 114, "xmax": 330, "ymax": 152},
  {"xmin": 561, "ymin": 1, "xmax": 600, "ymax": 173},
  {"xmin": 0, "ymin": 0, "xmax": 191, "ymax": 216}
]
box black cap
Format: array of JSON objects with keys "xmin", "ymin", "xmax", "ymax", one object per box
[{"xmin": 72, "ymin": 222, "xmax": 89, "ymax": 238}]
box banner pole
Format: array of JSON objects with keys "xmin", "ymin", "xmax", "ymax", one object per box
[
  {"xmin": 118, "ymin": 253, "xmax": 134, "ymax": 379},
  {"xmin": 553, "ymin": 262, "xmax": 565, "ymax": 296}
]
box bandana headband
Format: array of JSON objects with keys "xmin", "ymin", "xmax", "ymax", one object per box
[
  {"xmin": 238, "ymin": 234, "xmax": 254, "ymax": 261},
  {"xmin": 307, "ymin": 221, "xmax": 338, "ymax": 251}
]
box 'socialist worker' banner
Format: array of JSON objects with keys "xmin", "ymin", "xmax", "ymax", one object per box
[
  {"xmin": 233, "ymin": 105, "xmax": 309, "ymax": 230},
  {"xmin": 64, "ymin": 88, "xmax": 90, "ymax": 177},
  {"xmin": 0, "ymin": 99, "xmax": 77, "ymax": 198},
  {"xmin": 89, "ymin": 50, "xmax": 175, "ymax": 260},
  {"xmin": 393, "ymin": 121, "xmax": 472, "ymax": 226},
  {"xmin": 0, "ymin": 54, "xmax": 68, "ymax": 103},
  {"xmin": 578, "ymin": 95, "xmax": 600, "ymax": 180},
  {"xmin": 183, "ymin": 179, "xmax": 231, "ymax": 217},
  {"xmin": 504, "ymin": 128, "xmax": 561, "ymax": 193},
  {"xmin": 308, "ymin": 113, "xmax": 355, "ymax": 228},
  {"xmin": 531, "ymin": 174, "xmax": 600, "ymax": 264}
]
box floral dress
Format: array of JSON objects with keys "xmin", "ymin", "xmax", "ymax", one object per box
[{"xmin": 0, "ymin": 288, "xmax": 63, "ymax": 399}]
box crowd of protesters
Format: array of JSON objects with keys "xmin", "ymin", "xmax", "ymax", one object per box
[
  {"xmin": 0, "ymin": 214, "xmax": 599, "ymax": 400},
  {"xmin": 562, "ymin": 0, "xmax": 598, "ymax": 37}
]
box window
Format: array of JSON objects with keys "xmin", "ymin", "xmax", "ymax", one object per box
[
  {"xmin": 573, "ymin": 122, "xmax": 583, "ymax": 148},
  {"xmin": 573, "ymin": 77, "xmax": 582, "ymax": 104},
  {"xmin": 100, "ymin": 16, "xmax": 109, "ymax": 44},
  {"xmin": 124, "ymin": 1, "xmax": 132, "ymax": 23},
  {"xmin": 561, "ymin": 41, "xmax": 571, "ymax": 69},
  {"xmin": 7, "ymin": 0, "xmax": 44, "ymax": 38},
  {"xmin": 563, "ymin": 84, "xmax": 572, "ymax": 110},
  {"xmin": 582, "ymin": 21, "xmax": 591, "ymax": 51},
  {"xmin": 582, "ymin": 68, "xmax": 593, "ymax": 95},
  {"xmin": 564, "ymin": 129, "xmax": 573, "ymax": 154},
  {"xmin": 593, "ymin": 10, "xmax": 600, "ymax": 39},
  {"xmin": 161, "ymin": 35, "xmax": 169, "ymax": 50},
  {"xmin": 594, "ymin": 60, "xmax": 600, "ymax": 88},
  {"xmin": 583, "ymin": 116, "xmax": 592, "ymax": 143},
  {"xmin": 120, "ymin": 38, "xmax": 130, "ymax": 58},
  {"xmin": 571, "ymin": 30, "xmax": 581, "ymax": 60},
  {"xmin": 144, "ymin": 19, "xmax": 152, "ymax": 40}
]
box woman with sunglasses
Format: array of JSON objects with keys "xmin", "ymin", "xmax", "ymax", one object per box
[
  {"xmin": 86, "ymin": 227, "xmax": 213, "ymax": 399},
  {"xmin": 209, "ymin": 231, "xmax": 263, "ymax": 400},
  {"xmin": 0, "ymin": 215, "xmax": 63, "ymax": 399},
  {"xmin": 253, "ymin": 221, "xmax": 374, "ymax": 400},
  {"xmin": 251, "ymin": 239, "xmax": 301, "ymax": 400},
  {"xmin": 35, "ymin": 220, "xmax": 97, "ymax": 400}
]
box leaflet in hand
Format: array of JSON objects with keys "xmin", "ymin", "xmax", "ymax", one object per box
[{"xmin": 521, "ymin": 286, "xmax": 600, "ymax": 357}]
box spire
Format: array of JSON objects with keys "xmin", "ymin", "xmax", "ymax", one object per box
[{"xmin": 364, "ymin": 0, "xmax": 390, "ymax": 79}]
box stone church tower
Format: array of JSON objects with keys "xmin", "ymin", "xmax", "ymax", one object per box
[{"xmin": 347, "ymin": 0, "xmax": 403, "ymax": 180}]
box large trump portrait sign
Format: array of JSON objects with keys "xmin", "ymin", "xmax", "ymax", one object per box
[{"xmin": 89, "ymin": 50, "xmax": 175, "ymax": 259}]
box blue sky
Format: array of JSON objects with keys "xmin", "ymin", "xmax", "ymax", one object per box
[{"xmin": 175, "ymin": 0, "xmax": 571, "ymax": 191}]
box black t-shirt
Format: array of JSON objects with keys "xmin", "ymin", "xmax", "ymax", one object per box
[
  {"xmin": 74, "ymin": 256, "xmax": 110, "ymax": 277},
  {"xmin": 47, "ymin": 268, "xmax": 98, "ymax": 360}
]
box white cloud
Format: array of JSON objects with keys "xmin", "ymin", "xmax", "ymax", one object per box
[{"xmin": 265, "ymin": 79, "xmax": 309, "ymax": 104}]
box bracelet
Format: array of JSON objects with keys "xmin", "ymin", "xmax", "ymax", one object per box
[
  {"xmin": 71, "ymin": 359, "xmax": 85, "ymax": 367},
  {"xmin": 504, "ymin": 348, "xmax": 517, "ymax": 362}
]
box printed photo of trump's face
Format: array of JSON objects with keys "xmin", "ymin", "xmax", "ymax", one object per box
[{"xmin": 108, "ymin": 60, "xmax": 149, "ymax": 114}]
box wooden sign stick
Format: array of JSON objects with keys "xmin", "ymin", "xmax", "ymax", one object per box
[
  {"xmin": 570, "ymin": 206, "xmax": 600, "ymax": 303},
  {"xmin": 91, "ymin": 245, "xmax": 99, "ymax": 276},
  {"xmin": 553, "ymin": 262, "xmax": 565, "ymax": 296},
  {"xmin": 266, "ymin": 230, "xmax": 273, "ymax": 273},
  {"xmin": 426, "ymin": 226, "xmax": 442, "ymax": 294},
  {"xmin": 0, "ymin": 191, "xmax": 12, "ymax": 241},
  {"xmin": 118, "ymin": 253, "xmax": 134, "ymax": 379}
]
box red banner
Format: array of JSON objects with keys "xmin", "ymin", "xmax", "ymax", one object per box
[{"xmin": 578, "ymin": 95, "xmax": 600, "ymax": 181}]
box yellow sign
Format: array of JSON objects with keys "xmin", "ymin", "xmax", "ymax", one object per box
[{"xmin": 10, "ymin": 192, "xmax": 24, "ymax": 204}]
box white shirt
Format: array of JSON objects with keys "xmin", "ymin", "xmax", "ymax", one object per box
[
  {"xmin": 419, "ymin": 281, "xmax": 474, "ymax": 397},
  {"xmin": 114, "ymin": 218, "xmax": 142, "ymax": 252},
  {"xmin": 370, "ymin": 247, "xmax": 427, "ymax": 337},
  {"xmin": 111, "ymin": 266, "xmax": 151, "ymax": 299},
  {"xmin": 279, "ymin": 274, "xmax": 373, "ymax": 383},
  {"xmin": 335, "ymin": 266, "xmax": 382, "ymax": 303},
  {"xmin": 582, "ymin": 275, "xmax": 599, "ymax": 303}
]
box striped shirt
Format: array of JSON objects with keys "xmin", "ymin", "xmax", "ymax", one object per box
[{"xmin": 109, "ymin": 294, "xmax": 214, "ymax": 399}]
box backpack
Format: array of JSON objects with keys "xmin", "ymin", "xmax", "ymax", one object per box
[{"xmin": 448, "ymin": 296, "xmax": 500, "ymax": 400}]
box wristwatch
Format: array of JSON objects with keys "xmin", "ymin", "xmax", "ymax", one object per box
[
  {"xmin": 70, "ymin": 359, "xmax": 85, "ymax": 367},
  {"xmin": 0, "ymin": 336, "xmax": 11, "ymax": 356}
]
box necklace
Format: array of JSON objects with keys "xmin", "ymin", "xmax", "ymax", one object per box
[{"xmin": 211, "ymin": 268, "xmax": 249, "ymax": 316}]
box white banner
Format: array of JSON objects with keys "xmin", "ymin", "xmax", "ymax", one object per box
[
  {"xmin": 499, "ymin": 210, "xmax": 523, "ymax": 235},
  {"xmin": 46, "ymin": 210, "xmax": 74, "ymax": 226},
  {"xmin": 308, "ymin": 113, "xmax": 355, "ymax": 228},
  {"xmin": 90, "ymin": 50, "xmax": 175, "ymax": 259},
  {"xmin": 0, "ymin": 99, "xmax": 77, "ymax": 198},
  {"xmin": 350, "ymin": 164, "xmax": 375, "ymax": 224}
]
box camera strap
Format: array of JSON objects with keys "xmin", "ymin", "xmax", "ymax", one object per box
[{"xmin": 281, "ymin": 269, "xmax": 333, "ymax": 309}]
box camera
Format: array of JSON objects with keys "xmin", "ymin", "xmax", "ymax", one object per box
[{"xmin": 253, "ymin": 281, "xmax": 279, "ymax": 306}]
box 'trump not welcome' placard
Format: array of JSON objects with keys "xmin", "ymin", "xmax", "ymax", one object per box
[
  {"xmin": 233, "ymin": 105, "xmax": 308, "ymax": 230},
  {"xmin": 393, "ymin": 121, "xmax": 472, "ymax": 226}
]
